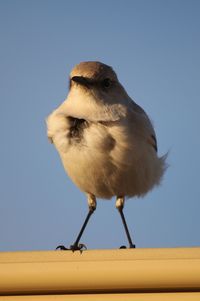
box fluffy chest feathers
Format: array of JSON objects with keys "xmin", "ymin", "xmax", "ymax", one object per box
[
  {"xmin": 47, "ymin": 109, "xmax": 118, "ymax": 155},
  {"xmin": 68, "ymin": 117, "xmax": 117, "ymax": 153}
]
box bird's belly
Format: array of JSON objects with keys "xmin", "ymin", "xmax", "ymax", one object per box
[
  {"xmin": 60, "ymin": 126, "xmax": 117, "ymax": 198},
  {"xmin": 58, "ymin": 124, "xmax": 163, "ymax": 199}
]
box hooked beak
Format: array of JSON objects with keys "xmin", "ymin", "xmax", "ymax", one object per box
[{"xmin": 71, "ymin": 76, "xmax": 92, "ymax": 87}]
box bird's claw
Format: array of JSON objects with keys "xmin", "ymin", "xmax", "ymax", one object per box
[
  {"xmin": 56, "ymin": 243, "xmax": 87, "ymax": 252},
  {"xmin": 119, "ymin": 244, "xmax": 136, "ymax": 249},
  {"xmin": 70, "ymin": 243, "xmax": 87, "ymax": 251},
  {"xmin": 56, "ymin": 245, "xmax": 69, "ymax": 250}
]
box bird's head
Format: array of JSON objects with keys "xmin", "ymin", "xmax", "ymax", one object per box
[
  {"xmin": 69, "ymin": 61, "xmax": 129, "ymax": 105},
  {"xmin": 64, "ymin": 61, "xmax": 131, "ymax": 122}
]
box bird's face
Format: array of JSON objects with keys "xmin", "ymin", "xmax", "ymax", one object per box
[{"xmin": 68, "ymin": 61, "xmax": 128, "ymax": 106}]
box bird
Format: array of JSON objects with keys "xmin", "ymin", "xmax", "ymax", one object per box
[{"xmin": 46, "ymin": 61, "xmax": 167, "ymax": 250}]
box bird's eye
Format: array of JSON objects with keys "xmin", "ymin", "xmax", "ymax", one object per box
[{"xmin": 102, "ymin": 78, "xmax": 112, "ymax": 88}]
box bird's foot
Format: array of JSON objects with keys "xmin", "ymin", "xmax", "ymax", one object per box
[
  {"xmin": 119, "ymin": 244, "xmax": 136, "ymax": 249},
  {"xmin": 56, "ymin": 245, "xmax": 69, "ymax": 250},
  {"xmin": 70, "ymin": 243, "xmax": 87, "ymax": 252},
  {"xmin": 56, "ymin": 243, "xmax": 87, "ymax": 252}
]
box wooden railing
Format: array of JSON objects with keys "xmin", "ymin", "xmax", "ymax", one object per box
[{"xmin": 0, "ymin": 248, "xmax": 200, "ymax": 300}]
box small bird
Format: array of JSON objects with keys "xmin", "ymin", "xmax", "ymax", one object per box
[{"xmin": 46, "ymin": 61, "xmax": 166, "ymax": 250}]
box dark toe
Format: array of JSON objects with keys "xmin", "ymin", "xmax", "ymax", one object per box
[
  {"xmin": 119, "ymin": 244, "xmax": 136, "ymax": 249},
  {"xmin": 56, "ymin": 245, "xmax": 70, "ymax": 250}
]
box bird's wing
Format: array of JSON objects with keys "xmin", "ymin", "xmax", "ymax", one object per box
[
  {"xmin": 147, "ymin": 134, "xmax": 158, "ymax": 152},
  {"xmin": 128, "ymin": 100, "xmax": 158, "ymax": 153}
]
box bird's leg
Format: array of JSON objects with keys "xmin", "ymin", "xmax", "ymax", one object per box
[
  {"xmin": 56, "ymin": 194, "xmax": 96, "ymax": 251},
  {"xmin": 70, "ymin": 194, "xmax": 96, "ymax": 250},
  {"xmin": 116, "ymin": 196, "xmax": 135, "ymax": 248}
]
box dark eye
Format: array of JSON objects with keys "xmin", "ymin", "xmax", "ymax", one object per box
[{"xmin": 102, "ymin": 78, "xmax": 112, "ymax": 88}]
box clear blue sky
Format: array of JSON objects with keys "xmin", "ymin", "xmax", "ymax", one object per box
[{"xmin": 0, "ymin": 0, "xmax": 199, "ymax": 251}]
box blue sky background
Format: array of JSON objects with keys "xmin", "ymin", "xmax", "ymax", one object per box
[{"xmin": 0, "ymin": 0, "xmax": 200, "ymax": 251}]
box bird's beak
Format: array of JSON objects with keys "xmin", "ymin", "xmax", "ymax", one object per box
[{"xmin": 71, "ymin": 76, "xmax": 92, "ymax": 87}]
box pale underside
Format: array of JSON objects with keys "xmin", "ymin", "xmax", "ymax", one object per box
[{"xmin": 47, "ymin": 100, "xmax": 166, "ymax": 199}]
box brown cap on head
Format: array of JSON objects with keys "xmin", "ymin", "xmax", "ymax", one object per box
[{"xmin": 70, "ymin": 61, "xmax": 118, "ymax": 81}]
